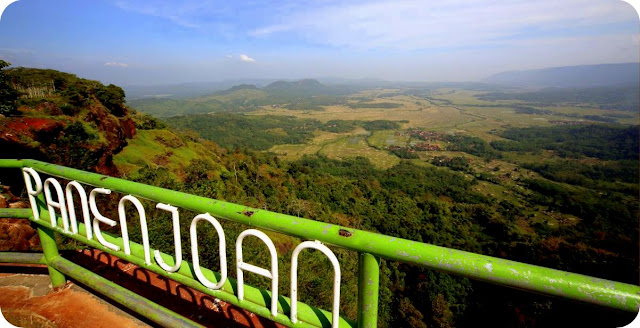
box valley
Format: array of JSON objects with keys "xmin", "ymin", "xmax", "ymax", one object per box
[{"xmin": 1, "ymin": 64, "xmax": 638, "ymax": 328}]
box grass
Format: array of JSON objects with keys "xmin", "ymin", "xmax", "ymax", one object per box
[
  {"xmin": 247, "ymin": 95, "xmax": 472, "ymax": 129},
  {"xmin": 113, "ymin": 129, "xmax": 216, "ymax": 179},
  {"xmin": 269, "ymin": 144, "xmax": 323, "ymax": 161},
  {"xmin": 319, "ymin": 136, "xmax": 400, "ymax": 169},
  {"xmin": 367, "ymin": 130, "xmax": 410, "ymax": 148},
  {"xmin": 269, "ymin": 129, "xmax": 365, "ymax": 161}
]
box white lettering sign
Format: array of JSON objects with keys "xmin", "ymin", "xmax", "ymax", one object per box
[{"xmin": 21, "ymin": 167, "xmax": 342, "ymax": 322}]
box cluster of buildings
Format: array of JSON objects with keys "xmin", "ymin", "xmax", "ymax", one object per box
[
  {"xmin": 396, "ymin": 130, "xmax": 445, "ymax": 141},
  {"xmin": 549, "ymin": 120, "xmax": 586, "ymax": 125},
  {"xmin": 387, "ymin": 142, "xmax": 442, "ymax": 153}
]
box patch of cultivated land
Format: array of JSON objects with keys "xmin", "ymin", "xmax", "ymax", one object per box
[
  {"xmin": 260, "ymin": 87, "xmax": 638, "ymax": 195},
  {"xmin": 249, "ymin": 96, "xmax": 473, "ymax": 129},
  {"xmin": 368, "ymin": 130, "xmax": 411, "ymax": 148},
  {"xmin": 270, "ymin": 130, "xmax": 358, "ymax": 161},
  {"xmin": 319, "ymin": 136, "xmax": 400, "ymax": 169}
]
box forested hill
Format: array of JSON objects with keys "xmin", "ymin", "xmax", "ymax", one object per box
[
  {"xmin": 0, "ymin": 63, "xmax": 139, "ymax": 175},
  {"xmin": 128, "ymin": 78, "xmax": 357, "ymax": 117},
  {"xmin": 485, "ymin": 63, "xmax": 640, "ymax": 88}
]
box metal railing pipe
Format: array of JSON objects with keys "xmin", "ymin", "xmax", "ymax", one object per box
[
  {"xmin": 13, "ymin": 159, "xmax": 638, "ymax": 313},
  {"xmin": 35, "ymin": 213, "xmax": 354, "ymax": 327},
  {"xmin": 48, "ymin": 255, "xmax": 203, "ymax": 328},
  {"xmin": 0, "ymin": 208, "xmax": 32, "ymax": 219},
  {"xmin": 0, "ymin": 252, "xmax": 45, "ymax": 264},
  {"xmin": 357, "ymin": 253, "xmax": 379, "ymax": 328}
]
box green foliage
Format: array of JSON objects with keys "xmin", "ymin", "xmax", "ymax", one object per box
[
  {"xmin": 514, "ymin": 106, "xmax": 552, "ymax": 115},
  {"xmin": 128, "ymin": 97, "xmax": 230, "ymax": 117},
  {"xmin": 493, "ymin": 124, "xmax": 639, "ymax": 160},
  {"xmin": 61, "ymin": 83, "xmax": 90, "ymax": 107},
  {"xmin": 522, "ymin": 159, "xmax": 639, "ymax": 196},
  {"xmin": 360, "ymin": 120, "xmax": 403, "ymax": 131},
  {"xmin": 445, "ymin": 134, "xmax": 501, "ymax": 160},
  {"xmin": 389, "ymin": 147, "xmax": 419, "ymax": 159},
  {"xmin": 128, "ymin": 80, "xmax": 358, "ymax": 117},
  {"xmin": 134, "ymin": 112, "xmax": 167, "ymax": 130},
  {"xmin": 116, "ymin": 134, "xmax": 639, "ymax": 327},
  {"xmin": 0, "ymin": 60, "xmax": 19, "ymax": 116},
  {"xmin": 34, "ymin": 121, "xmax": 102, "ymax": 170},
  {"xmin": 319, "ymin": 119, "xmax": 403, "ymax": 133},
  {"xmin": 479, "ymin": 85, "xmax": 640, "ymax": 111},
  {"xmin": 166, "ymin": 113, "xmax": 321, "ymax": 150},
  {"xmin": 431, "ymin": 156, "xmax": 471, "ymax": 172},
  {"xmin": 7, "ymin": 66, "xmax": 130, "ymax": 118},
  {"xmin": 320, "ymin": 120, "xmax": 358, "ymax": 133},
  {"xmin": 582, "ymin": 114, "xmax": 617, "ymax": 123},
  {"xmin": 96, "ymin": 84, "xmax": 126, "ymax": 116}
]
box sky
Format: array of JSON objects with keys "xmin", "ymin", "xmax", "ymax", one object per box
[{"xmin": 0, "ymin": 0, "xmax": 638, "ymax": 85}]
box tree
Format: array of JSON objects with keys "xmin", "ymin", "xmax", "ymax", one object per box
[
  {"xmin": 0, "ymin": 60, "xmax": 19, "ymax": 116},
  {"xmin": 96, "ymin": 84, "xmax": 126, "ymax": 116}
]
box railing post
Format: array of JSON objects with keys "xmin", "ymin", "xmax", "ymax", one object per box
[
  {"xmin": 357, "ymin": 253, "xmax": 379, "ymax": 328},
  {"xmin": 35, "ymin": 193, "xmax": 66, "ymax": 288}
]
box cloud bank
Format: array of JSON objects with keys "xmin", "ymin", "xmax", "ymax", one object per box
[{"xmin": 250, "ymin": 0, "xmax": 637, "ymax": 50}]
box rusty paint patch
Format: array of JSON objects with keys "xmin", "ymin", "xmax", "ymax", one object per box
[
  {"xmin": 100, "ymin": 176, "xmax": 108, "ymax": 181},
  {"xmin": 238, "ymin": 211, "xmax": 254, "ymax": 217},
  {"xmin": 338, "ymin": 229, "xmax": 352, "ymax": 237}
]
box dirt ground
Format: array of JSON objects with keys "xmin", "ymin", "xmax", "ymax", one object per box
[{"xmin": 0, "ymin": 249, "xmax": 286, "ymax": 328}]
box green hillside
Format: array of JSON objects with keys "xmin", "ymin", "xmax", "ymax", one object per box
[{"xmin": 128, "ymin": 79, "xmax": 355, "ymax": 117}]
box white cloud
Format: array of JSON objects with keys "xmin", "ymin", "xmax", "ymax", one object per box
[
  {"xmin": 250, "ymin": 0, "xmax": 637, "ymax": 50},
  {"xmin": 104, "ymin": 62, "xmax": 128, "ymax": 67},
  {"xmin": 239, "ymin": 54, "xmax": 256, "ymax": 63}
]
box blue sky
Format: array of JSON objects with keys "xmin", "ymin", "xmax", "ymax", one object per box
[{"xmin": 0, "ymin": 0, "xmax": 638, "ymax": 85}]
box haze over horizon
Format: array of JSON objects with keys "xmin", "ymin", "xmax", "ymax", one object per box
[{"xmin": 1, "ymin": 0, "xmax": 638, "ymax": 85}]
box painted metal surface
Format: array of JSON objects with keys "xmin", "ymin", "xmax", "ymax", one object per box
[
  {"xmin": 42, "ymin": 214, "xmax": 349, "ymax": 327},
  {"xmin": 65, "ymin": 181, "xmax": 92, "ymax": 238},
  {"xmin": 0, "ymin": 208, "xmax": 32, "ymax": 219},
  {"xmin": 236, "ymin": 229, "xmax": 279, "ymax": 317},
  {"xmin": 191, "ymin": 213, "xmax": 228, "ymax": 290},
  {"xmin": 36, "ymin": 224, "xmax": 67, "ymax": 288},
  {"xmin": 356, "ymin": 253, "xmax": 379, "ymax": 328},
  {"xmin": 48, "ymin": 255, "xmax": 204, "ymax": 328},
  {"xmin": 0, "ymin": 158, "xmax": 639, "ymax": 327},
  {"xmin": 153, "ymin": 203, "xmax": 182, "ymax": 273},
  {"xmin": 118, "ymin": 195, "xmax": 151, "ymax": 265},
  {"xmin": 43, "ymin": 177, "xmax": 70, "ymax": 232},
  {"xmin": 89, "ymin": 187, "xmax": 119, "ymax": 251},
  {"xmin": 0, "ymin": 252, "xmax": 45, "ymax": 264},
  {"xmin": 291, "ymin": 241, "xmax": 341, "ymax": 327}
]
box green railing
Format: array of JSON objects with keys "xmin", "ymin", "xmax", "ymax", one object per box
[{"xmin": 0, "ymin": 159, "xmax": 638, "ymax": 327}]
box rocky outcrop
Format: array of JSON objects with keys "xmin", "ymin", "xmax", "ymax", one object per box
[{"xmin": 0, "ymin": 67, "xmax": 138, "ymax": 176}]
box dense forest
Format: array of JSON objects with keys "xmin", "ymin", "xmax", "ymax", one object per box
[
  {"xmin": 123, "ymin": 146, "xmax": 638, "ymax": 327},
  {"xmin": 491, "ymin": 125, "xmax": 639, "ymax": 160},
  {"xmin": 478, "ymin": 85, "xmax": 640, "ymax": 111},
  {"xmin": 166, "ymin": 113, "xmax": 403, "ymax": 150}
]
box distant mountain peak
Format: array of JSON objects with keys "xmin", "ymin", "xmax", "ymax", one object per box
[
  {"xmin": 296, "ymin": 78, "xmax": 321, "ymax": 86},
  {"xmin": 229, "ymin": 84, "xmax": 258, "ymax": 91},
  {"xmin": 485, "ymin": 63, "xmax": 640, "ymax": 88},
  {"xmin": 264, "ymin": 79, "xmax": 323, "ymax": 90},
  {"xmin": 214, "ymin": 83, "xmax": 259, "ymax": 95}
]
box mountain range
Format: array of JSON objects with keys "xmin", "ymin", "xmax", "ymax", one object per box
[{"xmin": 485, "ymin": 63, "xmax": 640, "ymax": 88}]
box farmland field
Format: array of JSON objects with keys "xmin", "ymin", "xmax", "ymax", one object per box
[{"xmin": 318, "ymin": 136, "xmax": 400, "ymax": 169}]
